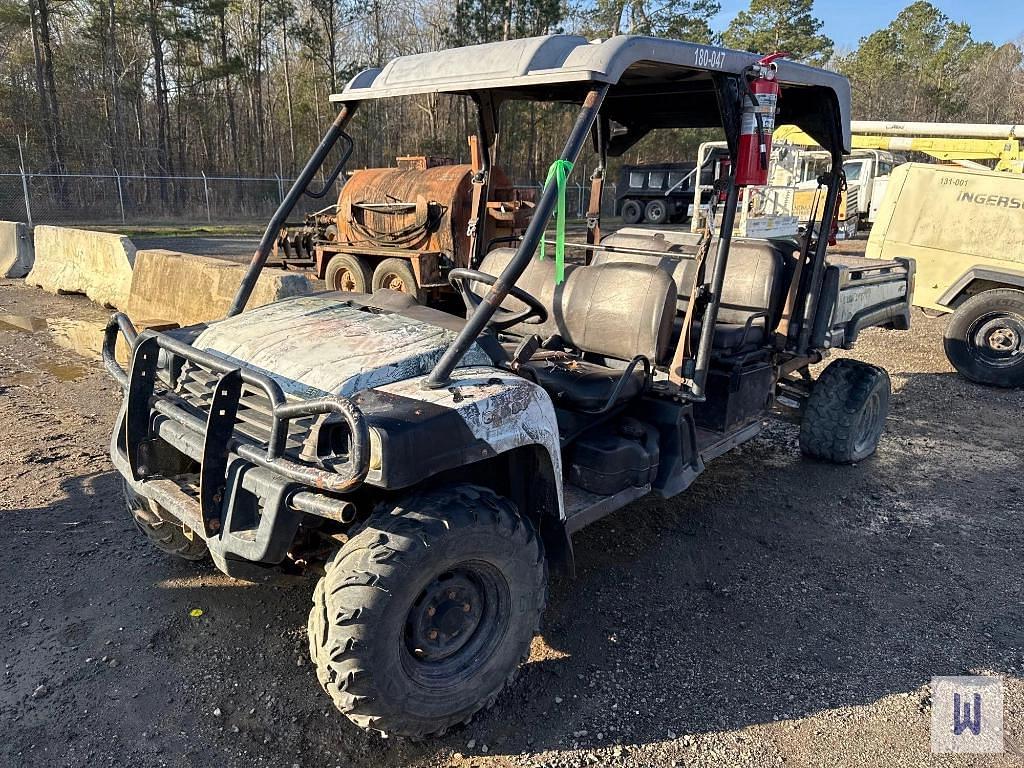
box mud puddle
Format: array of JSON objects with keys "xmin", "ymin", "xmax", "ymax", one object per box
[{"xmin": 0, "ymin": 313, "xmax": 108, "ymax": 361}]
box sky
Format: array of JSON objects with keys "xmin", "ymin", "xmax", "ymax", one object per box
[{"xmin": 711, "ymin": 0, "xmax": 1024, "ymax": 52}]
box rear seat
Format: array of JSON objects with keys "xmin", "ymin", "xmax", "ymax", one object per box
[{"xmin": 593, "ymin": 229, "xmax": 793, "ymax": 354}]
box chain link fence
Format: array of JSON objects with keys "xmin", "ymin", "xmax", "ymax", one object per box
[
  {"xmin": 0, "ymin": 170, "xmax": 620, "ymax": 229},
  {"xmin": 0, "ymin": 170, "xmax": 335, "ymax": 228}
]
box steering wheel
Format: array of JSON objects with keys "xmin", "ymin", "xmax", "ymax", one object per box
[{"xmin": 448, "ymin": 268, "xmax": 548, "ymax": 331}]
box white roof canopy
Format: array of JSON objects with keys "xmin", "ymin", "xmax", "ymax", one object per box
[{"xmin": 332, "ymin": 35, "xmax": 852, "ymax": 153}]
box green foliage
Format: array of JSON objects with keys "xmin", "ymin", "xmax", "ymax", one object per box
[
  {"xmin": 721, "ymin": 0, "xmax": 832, "ymax": 63},
  {"xmin": 835, "ymin": 1, "xmax": 1008, "ymax": 121},
  {"xmin": 0, "ymin": 0, "xmax": 30, "ymax": 29},
  {"xmin": 586, "ymin": 0, "xmax": 720, "ymax": 42},
  {"xmin": 448, "ymin": 0, "xmax": 565, "ymax": 46}
]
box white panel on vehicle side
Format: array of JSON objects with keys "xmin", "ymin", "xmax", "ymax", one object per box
[{"xmin": 375, "ymin": 366, "xmax": 565, "ymax": 518}]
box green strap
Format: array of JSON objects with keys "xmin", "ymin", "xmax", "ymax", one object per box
[{"xmin": 539, "ymin": 158, "xmax": 574, "ymax": 284}]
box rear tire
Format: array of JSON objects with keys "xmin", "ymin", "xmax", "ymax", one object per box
[
  {"xmin": 621, "ymin": 199, "xmax": 643, "ymax": 224},
  {"xmin": 372, "ymin": 258, "xmax": 423, "ymax": 303},
  {"xmin": 943, "ymin": 289, "xmax": 1024, "ymax": 388},
  {"xmin": 308, "ymin": 485, "xmax": 546, "ymax": 737},
  {"xmin": 325, "ymin": 254, "xmax": 372, "ymax": 293},
  {"xmin": 123, "ymin": 481, "xmax": 208, "ymax": 561},
  {"xmin": 800, "ymin": 359, "xmax": 891, "ymax": 463},
  {"xmin": 645, "ymin": 199, "xmax": 668, "ymax": 225}
]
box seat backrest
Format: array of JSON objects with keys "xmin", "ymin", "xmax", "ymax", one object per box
[
  {"xmin": 476, "ymin": 248, "xmax": 576, "ymax": 340},
  {"xmin": 478, "ymin": 248, "xmax": 676, "ymax": 361},
  {"xmin": 562, "ymin": 261, "xmax": 677, "ymax": 362},
  {"xmin": 594, "ymin": 231, "xmax": 790, "ymax": 327}
]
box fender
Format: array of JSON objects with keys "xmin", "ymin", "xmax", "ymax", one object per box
[
  {"xmin": 353, "ymin": 365, "xmax": 565, "ymax": 517},
  {"xmin": 937, "ymin": 265, "xmax": 1024, "ymax": 308}
]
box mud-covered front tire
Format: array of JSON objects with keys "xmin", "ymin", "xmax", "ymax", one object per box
[
  {"xmin": 308, "ymin": 485, "xmax": 546, "ymax": 737},
  {"xmin": 123, "ymin": 481, "xmax": 208, "ymax": 561},
  {"xmin": 800, "ymin": 359, "xmax": 891, "ymax": 464}
]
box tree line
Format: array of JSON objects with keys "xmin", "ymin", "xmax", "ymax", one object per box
[{"xmin": 0, "ymin": 0, "xmax": 1020, "ymax": 188}]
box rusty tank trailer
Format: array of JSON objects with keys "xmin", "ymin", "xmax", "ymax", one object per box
[{"xmin": 276, "ymin": 146, "xmax": 533, "ymax": 303}]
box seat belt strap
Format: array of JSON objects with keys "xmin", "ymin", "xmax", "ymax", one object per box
[
  {"xmin": 466, "ymin": 136, "xmax": 487, "ymax": 268},
  {"xmin": 586, "ymin": 171, "xmax": 603, "ymax": 259},
  {"xmin": 669, "ymin": 224, "xmax": 714, "ymax": 387}
]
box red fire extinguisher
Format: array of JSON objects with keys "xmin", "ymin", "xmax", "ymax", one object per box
[{"xmin": 736, "ymin": 52, "xmax": 787, "ymax": 187}]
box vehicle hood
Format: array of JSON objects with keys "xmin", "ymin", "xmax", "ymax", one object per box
[{"xmin": 191, "ymin": 294, "xmax": 490, "ymax": 398}]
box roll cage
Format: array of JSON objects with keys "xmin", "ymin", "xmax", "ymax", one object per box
[{"xmin": 228, "ymin": 34, "xmax": 853, "ymax": 400}]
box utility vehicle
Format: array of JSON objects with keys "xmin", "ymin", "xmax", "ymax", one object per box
[{"xmin": 103, "ymin": 35, "xmax": 913, "ymax": 738}]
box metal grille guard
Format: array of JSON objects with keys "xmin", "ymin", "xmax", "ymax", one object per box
[{"xmin": 103, "ymin": 314, "xmax": 370, "ymax": 516}]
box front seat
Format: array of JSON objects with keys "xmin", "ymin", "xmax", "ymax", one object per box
[{"xmin": 478, "ymin": 252, "xmax": 676, "ymax": 411}]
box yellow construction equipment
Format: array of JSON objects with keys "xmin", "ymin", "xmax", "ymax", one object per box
[
  {"xmin": 775, "ymin": 122, "xmax": 1024, "ymax": 173},
  {"xmin": 866, "ymin": 162, "xmax": 1024, "ymax": 387}
]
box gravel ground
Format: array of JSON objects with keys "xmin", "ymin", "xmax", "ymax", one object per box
[{"xmin": 2, "ymin": 250, "xmax": 1023, "ymax": 768}]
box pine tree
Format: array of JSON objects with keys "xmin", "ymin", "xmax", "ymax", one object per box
[
  {"xmin": 588, "ymin": 0, "xmax": 720, "ymax": 43},
  {"xmin": 721, "ymin": 0, "xmax": 832, "ymax": 64}
]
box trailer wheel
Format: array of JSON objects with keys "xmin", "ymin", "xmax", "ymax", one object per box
[
  {"xmin": 944, "ymin": 289, "xmax": 1024, "ymax": 388},
  {"xmin": 645, "ymin": 199, "xmax": 668, "ymax": 224},
  {"xmin": 372, "ymin": 258, "xmax": 424, "ymax": 303},
  {"xmin": 308, "ymin": 485, "xmax": 546, "ymax": 738},
  {"xmin": 123, "ymin": 481, "xmax": 208, "ymax": 561},
  {"xmin": 325, "ymin": 254, "xmax": 372, "ymax": 293},
  {"xmin": 799, "ymin": 359, "xmax": 890, "ymax": 464},
  {"xmin": 621, "ymin": 199, "xmax": 643, "ymax": 224}
]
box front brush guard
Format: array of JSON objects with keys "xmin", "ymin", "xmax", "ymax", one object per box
[{"xmin": 103, "ymin": 314, "xmax": 369, "ymax": 537}]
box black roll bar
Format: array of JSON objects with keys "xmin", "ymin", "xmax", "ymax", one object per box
[
  {"xmin": 424, "ymin": 85, "xmax": 610, "ymax": 389},
  {"xmin": 689, "ymin": 178, "xmax": 740, "ymax": 400},
  {"xmin": 228, "ymin": 103, "xmax": 357, "ymax": 317},
  {"xmin": 796, "ymin": 158, "xmax": 844, "ymax": 354}
]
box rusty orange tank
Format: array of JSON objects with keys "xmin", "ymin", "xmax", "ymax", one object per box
[{"xmin": 334, "ymin": 163, "xmax": 519, "ymax": 269}]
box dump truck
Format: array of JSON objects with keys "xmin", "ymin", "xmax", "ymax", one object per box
[
  {"xmin": 867, "ymin": 162, "xmax": 1024, "ymax": 387},
  {"xmin": 616, "ymin": 161, "xmax": 704, "ymax": 224},
  {"xmin": 103, "ymin": 34, "xmax": 913, "ymax": 737}
]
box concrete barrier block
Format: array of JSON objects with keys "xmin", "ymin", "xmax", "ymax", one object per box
[
  {"xmin": 1, "ymin": 221, "xmax": 35, "ymax": 278},
  {"xmin": 26, "ymin": 225, "xmax": 135, "ymax": 308},
  {"xmin": 125, "ymin": 249, "xmax": 312, "ymax": 327}
]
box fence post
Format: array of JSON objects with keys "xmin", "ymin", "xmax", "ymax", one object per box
[
  {"xmin": 201, "ymin": 172, "xmax": 211, "ymax": 223},
  {"xmin": 114, "ymin": 168, "xmax": 126, "ymax": 224},
  {"xmin": 17, "ymin": 135, "xmax": 32, "ymax": 227},
  {"xmin": 275, "ymin": 173, "xmax": 284, "ymax": 204}
]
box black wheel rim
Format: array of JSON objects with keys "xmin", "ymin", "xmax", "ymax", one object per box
[
  {"xmin": 967, "ymin": 311, "xmax": 1024, "ymax": 369},
  {"xmin": 402, "ymin": 561, "xmax": 510, "ymax": 686},
  {"xmin": 853, "ymin": 388, "xmax": 884, "ymax": 455}
]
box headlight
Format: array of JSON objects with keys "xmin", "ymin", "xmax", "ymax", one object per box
[{"xmin": 368, "ymin": 427, "xmax": 383, "ymax": 471}]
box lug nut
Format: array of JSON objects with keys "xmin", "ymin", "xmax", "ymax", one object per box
[
  {"xmin": 463, "ymin": 603, "xmax": 471, "ymax": 612},
  {"xmin": 427, "ymin": 606, "xmax": 436, "ymax": 617},
  {"xmin": 428, "ymin": 630, "xmax": 438, "ymax": 640}
]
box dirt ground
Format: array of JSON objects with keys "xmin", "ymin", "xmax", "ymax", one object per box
[{"xmin": 2, "ymin": 249, "xmax": 1023, "ymax": 768}]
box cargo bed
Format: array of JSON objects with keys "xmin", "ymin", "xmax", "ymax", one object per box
[{"xmin": 813, "ymin": 255, "xmax": 914, "ymax": 349}]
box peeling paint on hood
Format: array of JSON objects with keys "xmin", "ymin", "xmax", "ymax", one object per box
[{"xmin": 191, "ymin": 294, "xmax": 490, "ymax": 398}]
